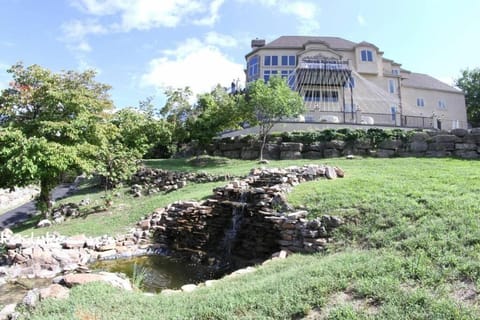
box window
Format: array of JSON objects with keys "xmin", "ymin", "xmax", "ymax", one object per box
[
  {"xmin": 247, "ymin": 55, "xmax": 259, "ymax": 80},
  {"xmin": 264, "ymin": 56, "xmax": 271, "ymax": 66},
  {"xmin": 304, "ymin": 90, "xmax": 338, "ymax": 102},
  {"xmin": 281, "ymin": 70, "xmax": 289, "ymax": 79},
  {"xmin": 416, "ymin": 98, "xmax": 425, "ymax": 107},
  {"xmin": 388, "ymin": 79, "xmax": 396, "ymax": 94},
  {"xmin": 438, "ymin": 100, "xmax": 447, "ymax": 109},
  {"xmin": 287, "ymin": 72, "xmax": 295, "ymax": 88},
  {"xmin": 360, "ymin": 49, "xmax": 373, "ymax": 62},
  {"xmin": 271, "ymin": 70, "xmax": 278, "ymax": 75},
  {"xmin": 281, "ymin": 56, "xmax": 288, "ymax": 66},
  {"xmin": 271, "ymin": 56, "xmax": 278, "ymax": 66},
  {"xmin": 289, "ymin": 56, "xmax": 296, "ymax": 66},
  {"xmin": 391, "ymin": 105, "xmax": 397, "ymax": 121},
  {"xmin": 392, "ymin": 69, "xmax": 400, "ymax": 75},
  {"xmin": 264, "ymin": 70, "xmax": 270, "ymax": 82}
]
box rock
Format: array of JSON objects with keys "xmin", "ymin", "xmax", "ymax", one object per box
[
  {"xmin": 63, "ymin": 272, "xmax": 132, "ymax": 291},
  {"xmin": 22, "ymin": 288, "xmax": 40, "ymax": 308},
  {"xmin": 96, "ymin": 249, "xmax": 117, "ymax": 260},
  {"xmin": 0, "ymin": 228, "xmax": 13, "ymax": 239},
  {"xmin": 325, "ymin": 166, "xmax": 337, "ymax": 179},
  {"xmin": 334, "ymin": 167, "xmax": 345, "ymax": 178},
  {"xmin": 451, "ymin": 128, "xmax": 468, "ymax": 137},
  {"xmin": 79, "ymin": 198, "xmax": 91, "ymax": 206},
  {"xmin": 62, "ymin": 235, "xmax": 86, "ymax": 249},
  {"xmin": 39, "ymin": 284, "xmax": 70, "ymax": 300},
  {"xmin": 181, "ymin": 284, "xmax": 197, "ymax": 292},
  {"xmin": 36, "ymin": 219, "xmax": 52, "ymax": 228},
  {"xmin": 0, "ymin": 304, "xmax": 17, "ymax": 320},
  {"xmin": 287, "ymin": 211, "xmax": 308, "ymax": 220},
  {"xmin": 346, "ymin": 154, "xmax": 355, "ymax": 159},
  {"xmin": 409, "ymin": 141, "xmax": 428, "ymax": 153},
  {"xmin": 205, "ymin": 280, "xmax": 219, "ymax": 287},
  {"xmin": 161, "ymin": 289, "xmax": 180, "ymax": 295},
  {"xmin": 138, "ymin": 219, "xmax": 151, "ymax": 231}
]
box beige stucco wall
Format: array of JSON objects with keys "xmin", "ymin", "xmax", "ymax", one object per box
[{"xmin": 401, "ymin": 86, "xmax": 467, "ymax": 129}]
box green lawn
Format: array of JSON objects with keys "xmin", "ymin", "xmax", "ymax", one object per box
[{"xmin": 19, "ymin": 157, "xmax": 480, "ymax": 319}]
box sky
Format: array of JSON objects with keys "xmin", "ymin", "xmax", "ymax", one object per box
[{"xmin": 1, "ymin": 0, "xmax": 479, "ymax": 109}]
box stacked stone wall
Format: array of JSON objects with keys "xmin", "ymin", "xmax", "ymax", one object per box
[{"xmin": 209, "ymin": 128, "xmax": 480, "ymax": 160}]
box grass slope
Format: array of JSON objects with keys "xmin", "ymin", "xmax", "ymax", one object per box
[{"xmin": 18, "ymin": 157, "xmax": 480, "ymax": 319}]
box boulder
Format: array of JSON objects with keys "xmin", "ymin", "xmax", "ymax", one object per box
[
  {"xmin": 22, "ymin": 288, "xmax": 40, "ymax": 308},
  {"xmin": 36, "ymin": 219, "xmax": 52, "ymax": 228},
  {"xmin": 181, "ymin": 284, "xmax": 197, "ymax": 292},
  {"xmin": 409, "ymin": 141, "xmax": 428, "ymax": 153},
  {"xmin": 63, "ymin": 272, "xmax": 132, "ymax": 291},
  {"xmin": 62, "ymin": 235, "xmax": 86, "ymax": 249},
  {"xmin": 0, "ymin": 228, "xmax": 13, "ymax": 240},
  {"xmin": 325, "ymin": 166, "xmax": 337, "ymax": 179},
  {"xmin": 0, "ymin": 304, "xmax": 17, "ymax": 320},
  {"xmin": 451, "ymin": 128, "xmax": 468, "ymax": 137},
  {"xmin": 39, "ymin": 284, "xmax": 70, "ymax": 300}
]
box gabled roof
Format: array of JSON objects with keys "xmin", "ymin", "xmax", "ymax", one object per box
[
  {"xmin": 257, "ymin": 36, "xmax": 358, "ymax": 51},
  {"xmin": 402, "ymin": 72, "xmax": 462, "ymax": 94}
]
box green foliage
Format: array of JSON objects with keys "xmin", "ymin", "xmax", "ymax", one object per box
[
  {"xmin": 455, "ymin": 68, "xmax": 480, "ymax": 127},
  {"xmin": 95, "ymin": 142, "xmax": 141, "ymax": 190},
  {"xmin": 187, "ymin": 85, "xmax": 251, "ymax": 153},
  {"xmin": 246, "ymin": 76, "xmax": 305, "ymax": 160},
  {"xmin": 132, "ymin": 263, "xmax": 147, "ymax": 290},
  {"xmin": 0, "ymin": 62, "xmax": 114, "ymax": 212},
  {"xmin": 111, "ymin": 105, "xmax": 173, "ymax": 158}
]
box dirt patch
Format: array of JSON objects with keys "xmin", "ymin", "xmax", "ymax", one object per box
[
  {"xmin": 303, "ymin": 289, "xmax": 380, "ymax": 319},
  {"xmin": 451, "ymin": 279, "xmax": 479, "ymax": 307}
]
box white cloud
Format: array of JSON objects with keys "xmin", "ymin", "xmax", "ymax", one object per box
[
  {"xmin": 141, "ymin": 37, "xmax": 244, "ymax": 97},
  {"xmin": 61, "ymin": 19, "xmax": 108, "ymax": 52},
  {"xmin": 193, "ymin": 0, "xmax": 224, "ymax": 26},
  {"xmin": 205, "ymin": 32, "xmax": 238, "ymax": 48},
  {"xmin": 357, "ymin": 14, "xmax": 366, "ymax": 26},
  {"xmin": 236, "ymin": 0, "xmax": 320, "ymax": 34},
  {"xmin": 71, "ymin": 0, "xmax": 224, "ymax": 31}
]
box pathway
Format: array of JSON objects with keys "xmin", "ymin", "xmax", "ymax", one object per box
[{"xmin": 0, "ymin": 184, "xmax": 72, "ymax": 229}]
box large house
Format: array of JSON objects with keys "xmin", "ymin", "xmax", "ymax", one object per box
[{"xmin": 245, "ymin": 36, "xmax": 467, "ymax": 130}]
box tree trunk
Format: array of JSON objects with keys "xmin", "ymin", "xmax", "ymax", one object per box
[{"xmin": 39, "ymin": 177, "xmax": 54, "ymax": 218}]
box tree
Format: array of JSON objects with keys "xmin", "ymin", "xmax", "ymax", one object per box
[
  {"xmin": 246, "ymin": 76, "xmax": 304, "ymax": 160},
  {"xmin": 0, "ymin": 63, "xmax": 114, "ymax": 213},
  {"xmin": 187, "ymin": 85, "xmax": 252, "ymax": 155},
  {"xmin": 455, "ymin": 68, "xmax": 480, "ymax": 127},
  {"xmin": 160, "ymin": 87, "xmax": 194, "ymax": 149}
]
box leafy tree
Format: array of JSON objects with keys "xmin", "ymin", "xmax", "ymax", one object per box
[
  {"xmin": 161, "ymin": 87, "xmax": 194, "ymax": 148},
  {"xmin": 0, "ymin": 63, "xmax": 114, "ymax": 214},
  {"xmin": 455, "ymin": 68, "xmax": 480, "ymax": 127},
  {"xmin": 187, "ymin": 85, "xmax": 252, "ymax": 155},
  {"xmin": 246, "ymin": 76, "xmax": 304, "ymax": 160},
  {"xmin": 111, "ymin": 102, "xmax": 172, "ymax": 158}
]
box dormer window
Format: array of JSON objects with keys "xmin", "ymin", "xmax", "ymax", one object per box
[{"xmin": 360, "ymin": 49, "xmax": 373, "ymax": 62}]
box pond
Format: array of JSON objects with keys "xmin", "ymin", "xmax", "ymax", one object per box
[
  {"xmin": 91, "ymin": 255, "xmax": 221, "ymax": 292},
  {"xmin": 0, "ymin": 278, "xmax": 53, "ymax": 306}
]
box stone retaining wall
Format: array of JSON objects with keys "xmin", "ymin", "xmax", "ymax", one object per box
[{"xmin": 209, "ymin": 128, "xmax": 480, "ymax": 160}]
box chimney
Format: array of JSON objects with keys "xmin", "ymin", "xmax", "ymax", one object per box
[{"xmin": 251, "ymin": 39, "xmax": 266, "ymax": 49}]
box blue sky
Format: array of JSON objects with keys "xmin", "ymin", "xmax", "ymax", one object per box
[{"xmin": 1, "ymin": 0, "xmax": 479, "ymax": 109}]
